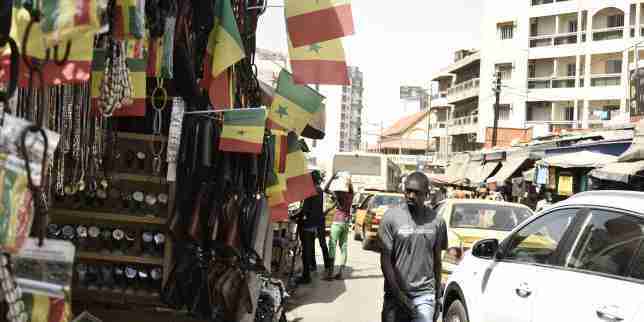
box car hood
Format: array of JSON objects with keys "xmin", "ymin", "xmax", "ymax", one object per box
[{"xmin": 449, "ymin": 228, "xmax": 512, "ymax": 249}]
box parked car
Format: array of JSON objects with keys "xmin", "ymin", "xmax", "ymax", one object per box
[
  {"xmin": 352, "ymin": 192, "xmax": 405, "ymax": 250},
  {"xmin": 442, "ymin": 190, "xmax": 644, "ymax": 322},
  {"xmin": 437, "ymin": 199, "xmax": 534, "ymax": 286}
]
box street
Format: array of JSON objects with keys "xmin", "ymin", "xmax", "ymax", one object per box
[{"xmin": 286, "ymin": 238, "xmax": 385, "ymax": 322}]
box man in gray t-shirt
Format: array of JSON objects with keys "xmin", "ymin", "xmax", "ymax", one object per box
[{"xmin": 379, "ymin": 172, "xmax": 447, "ymax": 322}]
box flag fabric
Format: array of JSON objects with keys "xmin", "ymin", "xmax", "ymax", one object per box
[
  {"xmin": 219, "ymin": 108, "xmax": 267, "ymax": 154},
  {"xmin": 39, "ymin": 0, "xmax": 101, "ymax": 47},
  {"xmin": 270, "ymin": 203, "xmax": 289, "ymax": 222},
  {"xmin": 113, "ymin": 0, "xmax": 145, "ymax": 40},
  {"xmin": 0, "ymin": 6, "xmax": 94, "ymax": 87},
  {"xmin": 200, "ymin": 62, "xmax": 236, "ymax": 110},
  {"xmin": 288, "ymin": 37, "xmax": 349, "ymax": 85},
  {"xmin": 147, "ymin": 34, "xmax": 173, "ymax": 79},
  {"xmin": 284, "ymin": 132, "xmax": 317, "ymax": 203},
  {"xmin": 22, "ymin": 293, "xmax": 71, "ymax": 322},
  {"xmin": 267, "ymin": 131, "xmax": 288, "ymax": 208},
  {"xmin": 268, "ymin": 70, "xmax": 324, "ymax": 135},
  {"xmin": 90, "ymin": 39, "xmax": 147, "ymax": 117},
  {"xmin": 285, "ymin": 0, "xmax": 355, "ymax": 48},
  {"xmin": 204, "ymin": 0, "xmax": 245, "ymax": 79}
]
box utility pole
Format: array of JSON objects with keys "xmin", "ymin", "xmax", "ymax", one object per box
[
  {"xmin": 492, "ymin": 71, "xmax": 502, "ymax": 147},
  {"xmin": 425, "ymin": 87, "xmax": 432, "ymax": 172}
]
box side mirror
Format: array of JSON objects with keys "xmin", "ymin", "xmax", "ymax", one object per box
[{"xmin": 472, "ymin": 238, "xmax": 500, "ymax": 259}]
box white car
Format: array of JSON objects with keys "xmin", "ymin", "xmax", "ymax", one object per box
[{"xmin": 442, "ymin": 190, "xmax": 644, "ymax": 322}]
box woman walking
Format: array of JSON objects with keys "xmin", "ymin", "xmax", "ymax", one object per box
[{"xmin": 324, "ymin": 172, "xmax": 354, "ymax": 280}]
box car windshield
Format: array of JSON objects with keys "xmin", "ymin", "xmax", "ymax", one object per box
[
  {"xmin": 451, "ymin": 203, "xmax": 533, "ymax": 231},
  {"xmin": 372, "ymin": 195, "xmax": 405, "ymax": 208}
]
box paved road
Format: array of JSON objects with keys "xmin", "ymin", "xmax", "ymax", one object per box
[{"xmin": 286, "ymin": 238, "xmax": 385, "ymax": 322}]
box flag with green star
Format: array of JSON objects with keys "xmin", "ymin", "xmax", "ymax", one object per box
[
  {"xmin": 288, "ymin": 36, "xmax": 350, "ymax": 85},
  {"xmin": 219, "ymin": 108, "xmax": 267, "ymax": 154},
  {"xmin": 268, "ymin": 70, "xmax": 325, "ymax": 135}
]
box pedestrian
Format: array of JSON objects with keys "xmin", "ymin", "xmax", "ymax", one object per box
[
  {"xmin": 324, "ymin": 172, "xmax": 354, "ymax": 280},
  {"xmin": 311, "ymin": 170, "xmax": 333, "ymax": 277},
  {"xmin": 294, "ymin": 170, "xmax": 328, "ymax": 285},
  {"xmin": 380, "ymin": 172, "xmax": 447, "ymax": 322}
]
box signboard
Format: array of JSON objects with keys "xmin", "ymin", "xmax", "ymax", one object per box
[{"xmin": 558, "ymin": 176, "xmax": 574, "ymax": 196}]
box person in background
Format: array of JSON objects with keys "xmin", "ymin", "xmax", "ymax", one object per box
[
  {"xmin": 324, "ymin": 172, "xmax": 354, "ymax": 280},
  {"xmin": 486, "ymin": 178, "xmax": 505, "ymax": 202},
  {"xmin": 311, "ymin": 170, "xmax": 332, "ymax": 278},
  {"xmin": 380, "ymin": 172, "xmax": 447, "ymax": 322}
]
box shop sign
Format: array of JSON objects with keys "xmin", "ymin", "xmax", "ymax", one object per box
[{"xmin": 558, "ymin": 176, "xmax": 574, "ymax": 196}]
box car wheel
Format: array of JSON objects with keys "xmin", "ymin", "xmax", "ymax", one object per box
[
  {"xmin": 445, "ymin": 299, "xmax": 468, "ymax": 322},
  {"xmin": 361, "ymin": 227, "xmax": 370, "ymax": 250},
  {"xmin": 354, "ymin": 225, "xmax": 363, "ymax": 241}
]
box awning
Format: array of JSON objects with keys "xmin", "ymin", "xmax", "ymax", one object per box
[
  {"xmin": 426, "ymin": 173, "xmax": 450, "ymax": 185},
  {"xmin": 490, "ymin": 153, "xmax": 530, "ymax": 184},
  {"xmin": 619, "ymin": 124, "xmax": 644, "ymax": 162},
  {"xmin": 463, "ymin": 160, "xmax": 484, "ymax": 185},
  {"xmin": 445, "ymin": 154, "xmax": 469, "ymax": 184},
  {"xmin": 589, "ymin": 160, "xmax": 644, "ymax": 183},
  {"xmin": 471, "ymin": 161, "xmax": 500, "ymax": 185},
  {"xmin": 543, "ymin": 151, "xmax": 618, "ymax": 168}
]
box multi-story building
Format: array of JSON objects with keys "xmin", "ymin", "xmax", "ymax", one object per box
[
  {"xmin": 429, "ymin": 49, "xmax": 484, "ymax": 162},
  {"xmin": 339, "ymin": 66, "xmax": 364, "ymax": 152},
  {"xmin": 479, "ymin": 0, "xmax": 642, "ymax": 143},
  {"xmin": 400, "ymin": 86, "xmax": 430, "ymax": 112}
]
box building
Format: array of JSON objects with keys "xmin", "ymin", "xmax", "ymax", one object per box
[
  {"xmin": 339, "ymin": 66, "xmax": 364, "ymax": 152},
  {"xmin": 479, "ymin": 0, "xmax": 643, "ymax": 144},
  {"xmin": 400, "ymin": 86, "xmax": 430, "ymax": 112},
  {"xmin": 369, "ymin": 110, "xmax": 433, "ymax": 172},
  {"xmin": 429, "ymin": 49, "xmax": 483, "ymax": 163}
]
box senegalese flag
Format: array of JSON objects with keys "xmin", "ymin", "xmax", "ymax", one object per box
[
  {"xmin": 39, "ymin": 0, "xmax": 101, "ymax": 48},
  {"xmin": 146, "ymin": 32, "xmax": 173, "ymax": 78},
  {"xmin": 268, "ymin": 70, "xmax": 324, "ymax": 135},
  {"xmin": 200, "ymin": 63, "xmax": 236, "ymax": 110},
  {"xmin": 285, "ymin": 0, "xmax": 355, "ymax": 48},
  {"xmin": 219, "ymin": 108, "xmax": 267, "ymax": 154},
  {"xmin": 90, "ymin": 39, "xmax": 147, "ymax": 117},
  {"xmin": 270, "ymin": 203, "xmax": 289, "ymax": 222},
  {"xmin": 0, "ymin": 5, "xmax": 94, "ymax": 87},
  {"xmin": 113, "ymin": 0, "xmax": 145, "ymax": 40},
  {"xmin": 267, "ymin": 131, "xmax": 288, "ymax": 208},
  {"xmin": 22, "ymin": 293, "xmax": 71, "ymax": 322},
  {"xmin": 205, "ymin": 0, "xmax": 245, "ymax": 79},
  {"xmin": 288, "ymin": 37, "xmax": 349, "ymax": 85},
  {"xmin": 284, "ymin": 133, "xmax": 317, "ymax": 204}
]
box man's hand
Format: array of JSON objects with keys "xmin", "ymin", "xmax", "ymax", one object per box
[{"xmin": 397, "ymin": 290, "xmax": 415, "ymax": 317}]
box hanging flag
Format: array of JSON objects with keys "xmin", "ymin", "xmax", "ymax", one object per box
[
  {"xmin": 200, "ymin": 66, "xmax": 236, "ymax": 110},
  {"xmin": 288, "ymin": 37, "xmax": 349, "ymax": 85},
  {"xmin": 285, "ymin": 0, "xmax": 355, "ymax": 48},
  {"xmin": 270, "ymin": 203, "xmax": 289, "ymax": 222},
  {"xmin": 219, "ymin": 108, "xmax": 267, "ymax": 154},
  {"xmin": 205, "ymin": 0, "xmax": 245, "ymax": 79},
  {"xmin": 39, "ymin": 0, "xmax": 102, "ymax": 47},
  {"xmin": 267, "ymin": 131, "xmax": 288, "ymax": 208},
  {"xmin": 22, "ymin": 293, "xmax": 70, "ymax": 322},
  {"xmin": 113, "ymin": 0, "xmax": 146, "ymax": 40},
  {"xmin": 284, "ymin": 133, "xmax": 317, "ymax": 203},
  {"xmin": 268, "ymin": 70, "xmax": 325, "ymax": 135}
]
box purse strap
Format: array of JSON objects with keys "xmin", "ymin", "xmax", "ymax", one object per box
[{"xmin": 19, "ymin": 125, "xmax": 49, "ymax": 247}]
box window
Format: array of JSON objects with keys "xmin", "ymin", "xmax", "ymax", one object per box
[
  {"xmin": 564, "ymin": 107, "xmax": 574, "ymax": 121},
  {"xmin": 606, "ymin": 60, "xmax": 622, "ymax": 74},
  {"xmin": 569, "ymin": 20, "xmax": 578, "ymax": 33},
  {"xmin": 567, "ymin": 64, "xmax": 576, "ymax": 77},
  {"xmin": 451, "ymin": 203, "xmax": 532, "ymax": 232},
  {"xmin": 503, "ymin": 209, "xmax": 577, "ymax": 265},
  {"xmin": 498, "ymin": 23, "xmax": 514, "ymax": 40},
  {"xmin": 495, "ymin": 63, "xmax": 513, "ymax": 81},
  {"xmin": 607, "ymin": 15, "xmax": 625, "ymax": 28},
  {"xmin": 528, "ymin": 64, "xmax": 536, "ymax": 78},
  {"xmin": 566, "ymin": 210, "xmax": 644, "ymax": 278},
  {"xmin": 630, "ymin": 240, "xmax": 644, "ymax": 280},
  {"xmin": 498, "ymin": 104, "xmax": 511, "ymax": 121}
]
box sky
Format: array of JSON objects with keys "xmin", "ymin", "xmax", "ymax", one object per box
[{"xmin": 255, "ymin": 0, "xmax": 484, "ymax": 143}]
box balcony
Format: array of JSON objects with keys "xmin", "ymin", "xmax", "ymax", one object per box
[
  {"xmin": 592, "ymin": 27, "xmax": 624, "ymax": 41},
  {"xmin": 447, "ymin": 78, "xmax": 480, "ymax": 104},
  {"xmin": 529, "ymin": 32, "xmax": 585, "ymax": 48},
  {"xmin": 531, "ymin": 0, "xmax": 570, "ymax": 6},
  {"xmin": 430, "ymin": 91, "xmax": 449, "ymax": 108},
  {"xmin": 448, "ymin": 115, "xmax": 478, "ymax": 136},
  {"xmin": 429, "ymin": 122, "xmax": 448, "ymax": 138},
  {"xmin": 590, "ymin": 74, "xmax": 621, "ymax": 87},
  {"xmin": 528, "ymin": 76, "xmax": 583, "ymax": 89}
]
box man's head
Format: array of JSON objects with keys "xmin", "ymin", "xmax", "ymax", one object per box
[
  {"xmin": 486, "ymin": 178, "xmax": 498, "ymax": 192},
  {"xmin": 311, "ymin": 170, "xmax": 323, "ymax": 186},
  {"xmin": 404, "ymin": 172, "xmax": 430, "ymax": 214}
]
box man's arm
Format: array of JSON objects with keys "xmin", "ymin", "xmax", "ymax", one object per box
[
  {"xmin": 323, "ymin": 173, "xmax": 338, "ymax": 194},
  {"xmin": 433, "ymin": 218, "xmax": 448, "ymax": 321}
]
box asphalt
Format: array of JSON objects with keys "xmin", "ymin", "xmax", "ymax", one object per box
[{"xmin": 285, "ymin": 238, "xmax": 385, "ymax": 322}]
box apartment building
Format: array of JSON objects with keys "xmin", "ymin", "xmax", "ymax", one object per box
[
  {"xmin": 339, "ymin": 66, "xmax": 364, "ymax": 152},
  {"xmin": 429, "ymin": 49, "xmax": 484, "ymax": 162},
  {"xmin": 478, "ymin": 0, "xmax": 643, "ymax": 143},
  {"xmin": 400, "ymin": 86, "xmax": 430, "ymax": 112}
]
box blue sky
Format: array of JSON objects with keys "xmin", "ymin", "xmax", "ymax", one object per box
[{"xmin": 256, "ymin": 0, "xmax": 484, "ymax": 129}]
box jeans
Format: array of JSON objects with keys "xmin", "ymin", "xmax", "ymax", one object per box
[
  {"xmin": 299, "ymin": 229, "xmax": 316, "ymax": 279},
  {"xmin": 382, "ymin": 293, "xmax": 435, "ymax": 322}
]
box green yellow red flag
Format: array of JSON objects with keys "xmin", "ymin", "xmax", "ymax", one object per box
[
  {"xmin": 22, "ymin": 293, "xmax": 71, "ymax": 322},
  {"xmin": 285, "ymin": 0, "xmax": 355, "ymax": 47},
  {"xmin": 288, "ymin": 37, "xmax": 349, "ymax": 85},
  {"xmin": 268, "ymin": 70, "xmax": 324, "ymax": 135},
  {"xmin": 219, "ymin": 108, "xmax": 267, "ymax": 154},
  {"xmin": 284, "ymin": 132, "xmax": 317, "ymax": 203},
  {"xmin": 267, "ymin": 131, "xmax": 288, "ymax": 209},
  {"xmin": 113, "ymin": 0, "xmax": 145, "ymax": 40}
]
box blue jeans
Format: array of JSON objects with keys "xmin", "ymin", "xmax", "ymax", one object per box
[
  {"xmin": 382, "ymin": 293, "xmax": 435, "ymax": 322},
  {"xmin": 411, "ymin": 294, "xmax": 435, "ymax": 322}
]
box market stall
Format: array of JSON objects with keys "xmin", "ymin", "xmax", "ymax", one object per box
[{"xmin": 0, "ymin": 1, "xmax": 354, "ymax": 322}]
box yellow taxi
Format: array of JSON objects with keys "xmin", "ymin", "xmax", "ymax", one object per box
[
  {"xmin": 352, "ymin": 191, "xmax": 405, "ymax": 250},
  {"xmin": 436, "ymin": 199, "xmax": 534, "ymax": 286}
]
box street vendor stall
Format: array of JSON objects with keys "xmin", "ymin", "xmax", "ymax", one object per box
[{"xmin": 0, "ymin": 1, "xmax": 354, "ymax": 322}]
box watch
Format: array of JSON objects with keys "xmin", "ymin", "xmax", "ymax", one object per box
[
  {"xmin": 76, "ymin": 226, "xmax": 88, "ymax": 251},
  {"xmin": 124, "ymin": 266, "xmax": 138, "ymax": 293},
  {"xmin": 61, "ymin": 225, "xmax": 75, "ymax": 242},
  {"xmin": 114, "ymin": 266, "xmax": 125, "ymax": 291},
  {"xmin": 137, "ymin": 269, "xmax": 150, "ymax": 295},
  {"xmin": 153, "ymin": 232, "xmax": 166, "ymax": 256},
  {"xmin": 136, "ymin": 152, "xmax": 147, "ymax": 171},
  {"xmin": 112, "ymin": 229, "xmax": 125, "ymax": 255},
  {"xmin": 100, "ymin": 228, "xmax": 113, "ymax": 254},
  {"xmin": 100, "ymin": 265, "xmax": 115, "ymax": 290},
  {"xmin": 142, "ymin": 232, "xmax": 154, "ymax": 256},
  {"xmin": 124, "ymin": 230, "xmax": 136, "ymax": 255},
  {"xmin": 47, "ymin": 224, "xmax": 61, "ymax": 239},
  {"xmin": 150, "ymin": 267, "xmax": 162, "ymax": 294}
]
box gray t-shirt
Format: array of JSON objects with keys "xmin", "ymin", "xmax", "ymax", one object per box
[{"xmin": 379, "ymin": 205, "xmax": 447, "ymax": 297}]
